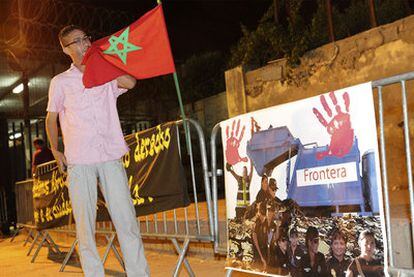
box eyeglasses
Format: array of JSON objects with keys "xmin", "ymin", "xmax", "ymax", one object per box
[{"xmin": 64, "ymin": 35, "xmax": 91, "ymax": 47}]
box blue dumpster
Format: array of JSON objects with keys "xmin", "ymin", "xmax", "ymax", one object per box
[{"xmin": 246, "ymin": 126, "xmax": 377, "ymax": 215}]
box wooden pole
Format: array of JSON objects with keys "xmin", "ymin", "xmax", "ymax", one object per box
[
  {"xmin": 326, "ymin": 0, "xmax": 335, "ymax": 42},
  {"xmin": 368, "ymin": 0, "xmax": 377, "ymax": 27}
]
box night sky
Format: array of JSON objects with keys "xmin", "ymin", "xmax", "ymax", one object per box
[{"xmin": 79, "ymin": 0, "xmax": 272, "ymax": 62}]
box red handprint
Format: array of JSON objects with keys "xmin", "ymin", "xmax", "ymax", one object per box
[
  {"xmin": 312, "ymin": 91, "xmax": 354, "ymax": 160},
  {"xmin": 225, "ymin": 119, "xmax": 248, "ymax": 165}
]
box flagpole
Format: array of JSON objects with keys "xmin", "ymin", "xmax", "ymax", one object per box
[
  {"xmin": 173, "ymin": 72, "xmax": 191, "ymax": 152},
  {"xmin": 156, "ymin": 0, "xmax": 191, "ymax": 151}
]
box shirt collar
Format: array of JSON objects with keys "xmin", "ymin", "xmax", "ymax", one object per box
[{"xmin": 69, "ymin": 63, "xmax": 83, "ymax": 75}]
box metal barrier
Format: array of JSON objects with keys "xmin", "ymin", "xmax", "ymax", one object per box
[
  {"xmin": 210, "ymin": 123, "xmax": 227, "ymax": 255},
  {"xmin": 14, "ymin": 119, "xmax": 215, "ymax": 276},
  {"xmin": 210, "ymin": 72, "xmax": 414, "ymax": 276},
  {"xmin": 0, "ymin": 186, "xmax": 7, "ymax": 227},
  {"xmin": 130, "ymin": 118, "xmax": 215, "ymax": 276},
  {"xmin": 12, "ymin": 161, "xmax": 63, "ymax": 262},
  {"xmin": 372, "ymin": 72, "xmax": 414, "ymax": 276},
  {"xmin": 14, "ymin": 179, "xmax": 34, "ymax": 225}
]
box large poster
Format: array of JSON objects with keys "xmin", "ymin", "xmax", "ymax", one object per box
[
  {"xmin": 221, "ymin": 83, "xmax": 387, "ymax": 276},
  {"xmin": 33, "ymin": 121, "xmax": 190, "ymax": 230}
]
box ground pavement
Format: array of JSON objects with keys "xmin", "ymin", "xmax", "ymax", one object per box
[{"xmin": 0, "ymin": 233, "xmax": 252, "ymax": 277}]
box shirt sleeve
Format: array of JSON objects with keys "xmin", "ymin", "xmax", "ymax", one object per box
[
  {"xmin": 47, "ymin": 76, "xmax": 65, "ymax": 113},
  {"xmin": 110, "ymin": 79, "xmax": 128, "ymax": 98}
]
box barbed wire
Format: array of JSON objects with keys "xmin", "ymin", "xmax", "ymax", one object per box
[{"xmin": 1, "ymin": 0, "xmax": 138, "ymax": 67}]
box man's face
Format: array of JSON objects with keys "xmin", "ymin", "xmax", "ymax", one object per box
[
  {"xmin": 242, "ymin": 167, "xmax": 248, "ymax": 178},
  {"xmin": 261, "ymin": 178, "xmax": 268, "ymax": 190},
  {"xmin": 332, "ymin": 238, "xmax": 346, "ymax": 258},
  {"xmin": 308, "ymin": 237, "xmax": 319, "ymax": 254},
  {"xmin": 62, "ymin": 29, "xmax": 91, "ymax": 60},
  {"xmin": 290, "ymin": 234, "xmax": 298, "ymax": 247},
  {"xmin": 278, "ymin": 237, "xmax": 288, "ymax": 251},
  {"xmin": 360, "ymin": 236, "xmax": 376, "ymax": 258},
  {"xmin": 269, "ymin": 186, "xmax": 276, "ymax": 197}
]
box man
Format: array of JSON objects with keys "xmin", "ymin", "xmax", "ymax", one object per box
[
  {"xmin": 346, "ymin": 230, "xmax": 384, "ymax": 277},
  {"xmin": 327, "ymin": 229, "xmax": 350, "ymax": 277},
  {"xmin": 268, "ymin": 178, "xmax": 282, "ymax": 204},
  {"xmin": 252, "ymin": 201, "xmax": 269, "ymax": 272},
  {"xmin": 269, "ymin": 231, "xmax": 289, "ymax": 275},
  {"xmin": 32, "ymin": 137, "xmax": 55, "ymax": 176},
  {"xmin": 226, "ymin": 161, "xmax": 253, "ymax": 221},
  {"xmin": 298, "ymin": 226, "xmax": 329, "ymax": 277},
  {"xmin": 255, "ymin": 175, "xmax": 269, "ymax": 203},
  {"xmin": 46, "ymin": 25, "xmax": 149, "ymax": 277},
  {"xmin": 287, "ymin": 228, "xmax": 304, "ymax": 276}
]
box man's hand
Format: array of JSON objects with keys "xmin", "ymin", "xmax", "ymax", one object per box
[
  {"xmin": 52, "ymin": 149, "xmax": 67, "ymax": 174},
  {"xmin": 116, "ymin": 75, "xmax": 136, "ymax": 89}
]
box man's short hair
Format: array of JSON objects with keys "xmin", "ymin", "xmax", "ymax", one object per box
[
  {"xmin": 33, "ymin": 138, "xmax": 44, "ymax": 147},
  {"xmin": 58, "ymin": 25, "xmax": 83, "ymax": 45},
  {"xmin": 278, "ymin": 231, "xmax": 289, "ymax": 243},
  {"xmin": 305, "ymin": 226, "xmax": 319, "ymax": 244},
  {"xmin": 331, "ymin": 229, "xmax": 348, "ymax": 244},
  {"xmin": 358, "ymin": 230, "xmax": 375, "ymax": 243},
  {"xmin": 289, "ymin": 228, "xmax": 298, "ymax": 238},
  {"xmin": 269, "ymin": 178, "xmax": 278, "ymax": 190}
]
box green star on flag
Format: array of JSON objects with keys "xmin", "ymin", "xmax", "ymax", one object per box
[
  {"xmin": 82, "ymin": 4, "xmax": 176, "ymax": 88},
  {"xmin": 103, "ymin": 27, "xmax": 142, "ymax": 64}
]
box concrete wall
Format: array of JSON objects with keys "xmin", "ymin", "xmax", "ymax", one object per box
[
  {"xmin": 168, "ymin": 91, "xmax": 228, "ymax": 136},
  {"xmin": 225, "ymin": 15, "xmax": 414, "ymax": 268}
]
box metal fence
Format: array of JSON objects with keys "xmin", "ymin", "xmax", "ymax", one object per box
[
  {"xmin": 0, "ymin": 186, "xmax": 8, "ymax": 228},
  {"xmin": 372, "ymin": 72, "xmax": 414, "ymax": 276},
  {"xmin": 14, "ymin": 179, "xmax": 34, "ymax": 225},
  {"xmin": 14, "ymin": 119, "xmax": 215, "ymax": 276},
  {"xmin": 210, "ymin": 123, "xmax": 227, "ymax": 255},
  {"xmin": 210, "ymin": 72, "xmax": 414, "ymax": 276}
]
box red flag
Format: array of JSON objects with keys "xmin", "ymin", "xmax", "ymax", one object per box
[{"xmin": 82, "ymin": 4, "xmax": 176, "ymax": 88}]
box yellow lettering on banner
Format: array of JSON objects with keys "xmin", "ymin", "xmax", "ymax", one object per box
[
  {"xmin": 51, "ymin": 193, "xmax": 72, "ymax": 220},
  {"xmin": 40, "ymin": 209, "xmax": 45, "ymax": 223},
  {"xmin": 140, "ymin": 139, "xmax": 147, "ymax": 161},
  {"xmin": 45, "ymin": 207, "xmax": 53, "ymax": 221},
  {"xmin": 123, "ymin": 152, "xmax": 130, "ymax": 168},
  {"xmin": 134, "ymin": 133, "xmax": 141, "ymax": 162},
  {"xmin": 133, "ymin": 125, "xmax": 171, "ymax": 163},
  {"xmin": 50, "ymin": 171, "xmax": 66, "ymax": 194},
  {"xmin": 33, "ymin": 170, "xmax": 66, "ymax": 198},
  {"xmin": 129, "ymin": 176, "xmax": 154, "ymax": 206},
  {"xmin": 128, "ymin": 175, "xmax": 133, "ymax": 189},
  {"xmin": 132, "ymin": 183, "xmax": 145, "ymax": 205},
  {"xmin": 34, "ymin": 211, "xmax": 39, "ymax": 223},
  {"xmin": 33, "ymin": 179, "xmax": 50, "ymax": 198},
  {"xmin": 163, "ymin": 128, "xmax": 171, "ymax": 148},
  {"xmin": 149, "ymin": 136, "xmax": 155, "ymax": 156}
]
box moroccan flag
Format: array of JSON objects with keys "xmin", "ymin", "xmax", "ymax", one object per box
[{"xmin": 82, "ymin": 4, "xmax": 176, "ymax": 88}]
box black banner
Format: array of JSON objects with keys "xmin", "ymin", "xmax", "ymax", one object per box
[{"xmin": 33, "ymin": 121, "xmax": 190, "ymax": 230}]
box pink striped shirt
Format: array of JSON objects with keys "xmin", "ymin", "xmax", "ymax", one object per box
[{"xmin": 47, "ymin": 64, "xmax": 129, "ymax": 165}]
